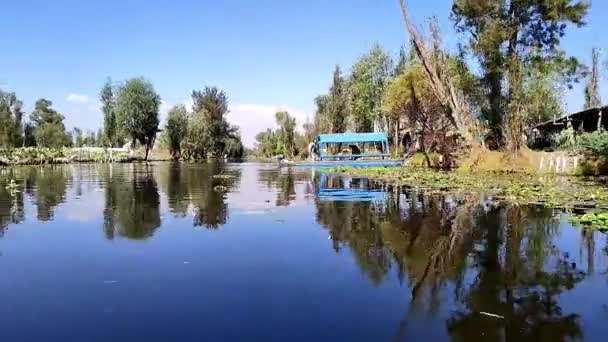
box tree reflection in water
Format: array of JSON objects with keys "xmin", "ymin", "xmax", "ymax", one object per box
[
  {"xmin": 102, "ymin": 163, "xmax": 161, "ymax": 240},
  {"xmin": 314, "ymin": 180, "xmax": 593, "ymax": 341},
  {"xmin": 0, "ymin": 168, "xmax": 26, "ymax": 236},
  {"xmin": 258, "ymin": 167, "xmax": 311, "ymax": 206},
  {"xmin": 24, "ymin": 166, "xmax": 70, "ymax": 221},
  {"xmin": 159, "ymin": 162, "xmax": 241, "ymax": 229}
]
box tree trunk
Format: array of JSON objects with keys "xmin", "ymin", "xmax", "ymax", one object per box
[
  {"xmin": 399, "ymin": 0, "xmax": 476, "ymax": 145},
  {"xmin": 394, "ymin": 120, "xmax": 400, "ymax": 155}
]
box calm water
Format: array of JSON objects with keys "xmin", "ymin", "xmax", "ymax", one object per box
[{"xmin": 0, "ymin": 163, "xmax": 607, "ymax": 341}]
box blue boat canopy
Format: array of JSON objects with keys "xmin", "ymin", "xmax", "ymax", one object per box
[{"xmin": 317, "ymin": 132, "xmax": 388, "ymax": 144}]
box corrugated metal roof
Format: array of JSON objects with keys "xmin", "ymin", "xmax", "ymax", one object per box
[{"xmin": 317, "ymin": 132, "xmax": 387, "ymax": 144}]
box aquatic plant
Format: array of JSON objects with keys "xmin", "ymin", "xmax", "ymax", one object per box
[
  {"xmin": 333, "ymin": 166, "xmax": 608, "ymax": 210},
  {"xmin": 569, "ymin": 211, "xmax": 608, "ymax": 231}
]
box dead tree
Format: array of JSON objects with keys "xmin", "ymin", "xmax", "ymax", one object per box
[{"xmin": 398, "ymin": 0, "xmax": 477, "ymax": 146}]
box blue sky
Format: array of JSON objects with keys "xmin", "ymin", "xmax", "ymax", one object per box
[{"xmin": 1, "ymin": 0, "xmax": 607, "ymax": 146}]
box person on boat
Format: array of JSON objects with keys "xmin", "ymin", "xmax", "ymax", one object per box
[
  {"xmin": 349, "ymin": 144, "xmax": 361, "ymax": 160},
  {"xmin": 308, "ymin": 142, "xmax": 319, "ymax": 161}
]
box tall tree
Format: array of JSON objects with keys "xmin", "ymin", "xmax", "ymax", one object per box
[
  {"xmin": 451, "ymin": 0, "xmax": 589, "ymax": 150},
  {"xmin": 313, "ymin": 94, "xmax": 330, "ymax": 134},
  {"xmin": 349, "ymin": 45, "xmax": 392, "ymax": 132},
  {"xmin": 274, "ymin": 111, "xmax": 297, "ymax": 158},
  {"xmin": 328, "ymin": 66, "xmax": 350, "ymax": 133},
  {"xmin": 190, "ymin": 87, "xmax": 235, "ymax": 159},
  {"xmin": 165, "ymin": 104, "xmax": 189, "ymax": 159},
  {"xmin": 100, "ymin": 78, "xmax": 119, "ymax": 147},
  {"xmin": 73, "ymin": 127, "xmax": 84, "ymax": 147},
  {"xmin": 584, "ymin": 48, "xmax": 601, "ymax": 109},
  {"xmin": 29, "ymin": 99, "xmax": 69, "ymax": 148},
  {"xmin": 115, "ymin": 77, "xmax": 161, "ymax": 160},
  {"xmin": 254, "ymin": 129, "xmax": 277, "ymax": 158},
  {"xmin": 0, "ymin": 90, "xmax": 24, "ymax": 147},
  {"xmin": 23, "ymin": 123, "xmax": 35, "ymax": 147}
]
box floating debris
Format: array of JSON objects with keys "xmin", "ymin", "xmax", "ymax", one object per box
[
  {"xmin": 212, "ymin": 174, "xmax": 236, "ymax": 180},
  {"xmin": 480, "ymin": 312, "xmax": 504, "ymax": 319},
  {"xmin": 213, "ymin": 185, "xmax": 228, "ymax": 192}
]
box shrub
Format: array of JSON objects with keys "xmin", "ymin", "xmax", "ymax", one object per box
[{"xmin": 577, "ymin": 131, "xmax": 608, "ymax": 157}]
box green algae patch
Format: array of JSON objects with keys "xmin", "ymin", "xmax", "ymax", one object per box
[{"xmin": 332, "ymin": 165, "xmax": 608, "ymax": 210}]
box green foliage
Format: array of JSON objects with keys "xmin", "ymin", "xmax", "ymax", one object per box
[
  {"xmin": 253, "ymin": 111, "xmax": 306, "ymax": 159},
  {"xmin": 520, "ymin": 51, "xmax": 579, "ymax": 126},
  {"xmin": 224, "ymin": 134, "xmax": 244, "ymax": 159},
  {"xmin": 348, "ymin": 44, "xmax": 392, "ymax": 132},
  {"xmin": 274, "ymin": 111, "xmax": 297, "ymax": 157},
  {"xmin": 35, "ymin": 123, "xmax": 70, "ymax": 148},
  {"xmin": 569, "ymin": 211, "xmax": 608, "ymax": 231},
  {"xmin": 451, "ymin": 0, "xmax": 589, "ymax": 149},
  {"xmin": 556, "ymin": 126, "xmax": 577, "ymax": 150},
  {"xmin": 577, "ymin": 131, "xmax": 608, "ymax": 157},
  {"xmin": 189, "ymin": 87, "xmax": 236, "ymax": 159},
  {"xmin": 100, "ymin": 78, "xmax": 122, "ymax": 147},
  {"xmin": 29, "ymin": 99, "xmax": 70, "ymax": 148},
  {"xmin": 165, "ymin": 104, "xmax": 189, "ymax": 159},
  {"xmin": 72, "ymin": 127, "xmax": 84, "ymax": 147},
  {"xmin": 115, "ymin": 77, "xmax": 161, "ymax": 160},
  {"xmin": 0, "ymin": 90, "xmax": 24, "ymax": 147},
  {"xmin": 182, "ymin": 111, "xmax": 208, "ymax": 160},
  {"xmin": 23, "ymin": 123, "xmax": 35, "ymax": 147},
  {"xmin": 254, "ymin": 129, "xmax": 277, "ymax": 158},
  {"xmin": 314, "ymin": 66, "xmax": 350, "ymax": 135}
]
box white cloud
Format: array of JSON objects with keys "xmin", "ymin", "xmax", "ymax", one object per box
[
  {"xmin": 227, "ymin": 104, "xmax": 309, "ymax": 148},
  {"xmin": 66, "ymin": 93, "xmax": 89, "ymax": 104}
]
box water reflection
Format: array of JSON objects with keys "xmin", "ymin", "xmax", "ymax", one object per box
[
  {"xmin": 315, "ymin": 186, "xmax": 592, "ymax": 341},
  {"xmin": 102, "ymin": 164, "xmax": 161, "ymax": 239},
  {"xmin": 0, "ymin": 169, "xmax": 26, "ymax": 236},
  {"xmin": 159, "ymin": 163, "xmax": 241, "ymax": 229},
  {"xmin": 257, "ymin": 168, "xmax": 310, "ymax": 206},
  {"xmin": 0, "ymin": 164, "xmax": 606, "ymax": 340}
]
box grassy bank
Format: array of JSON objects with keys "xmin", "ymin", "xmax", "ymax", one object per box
[{"xmin": 0, "ymin": 147, "xmax": 174, "ymax": 165}]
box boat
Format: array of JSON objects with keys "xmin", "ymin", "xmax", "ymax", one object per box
[{"xmin": 280, "ymin": 132, "xmax": 403, "ymax": 168}]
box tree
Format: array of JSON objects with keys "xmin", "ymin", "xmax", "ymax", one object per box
[
  {"xmin": 0, "ymin": 90, "xmax": 24, "ymax": 147},
  {"xmin": 275, "ymin": 111, "xmax": 297, "ymax": 157},
  {"xmin": 327, "ymin": 66, "xmax": 350, "ymax": 133},
  {"xmin": 520, "ymin": 51, "xmax": 577, "ymax": 127},
  {"xmin": 83, "ymin": 130, "xmax": 96, "ymax": 146},
  {"xmin": 451, "ymin": 0, "xmax": 589, "ymax": 150},
  {"xmin": 384, "ymin": 62, "xmax": 453, "ymax": 165},
  {"xmin": 29, "ymin": 99, "xmax": 69, "ymax": 147},
  {"xmin": 115, "ymin": 77, "xmax": 161, "ymax": 160},
  {"xmin": 584, "ymin": 48, "xmax": 601, "ymax": 109},
  {"xmin": 96, "ymin": 128, "xmax": 103, "ymax": 146},
  {"xmin": 73, "ymin": 127, "xmax": 84, "ymax": 147},
  {"xmin": 182, "ymin": 111, "xmax": 208, "ymax": 160},
  {"xmin": 254, "ymin": 129, "xmax": 277, "ymax": 158},
  {"xmin": 23, "ymin": 123, "xmax": 35, "ymax": 147},
  {"xmin": 313, "ymin": 94, "xmax": 330, "ymax": 134},
  {"xmin": 398, "ymin": 2, "xmax": 477, "ymax": 146},
  {"xmin": 100, "ymin": 78, "xmax": 120, "ymax": 147},
  {"xmin": 190, "ymin": 87, "xmax": 235, "ymax": 159},
  {"xmin": 348, "ymin": 45, "xmax": 392, "ymax": 132},
  {"xmin": 224, "ymin": 132, "xmax": 244, "ymax": 159},
  {"xmin": 165, "ymin": 104, "xmax": 189, "ymax": 159}
]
